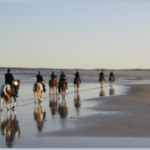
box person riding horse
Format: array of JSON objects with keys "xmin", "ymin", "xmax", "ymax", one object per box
[
  {"xmin": 74, "ymin": 71, "xmax": 81, "ymax": 83},
  {"xmin": 5, "ymin": 69, "xmax": 18, "ymax": 97},
  {"xmin": 59, "ymin": 71, "xmax": 68, "ymax": 89},
  {"xmin": 99, "ymin": 70, "xmax": 104, "ymax": 81},
  {"xmin": 51, "ymin": 71, "xmax": 56, "ymax": 80},
  {"xmin": 109, "ymin": 71, "xmax": 115, "ymax": 81},
  {"xmin": 50, "ymin": 71, "xmax": 57, "ymax": 84},
  {"xmin": 36, "ymin": 71, "xmax": 46, "ymax": 92}
]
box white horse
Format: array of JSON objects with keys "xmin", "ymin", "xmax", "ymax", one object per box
[{"xmin": 33, "ymin": 82, "xmax": 43, "ymax": 103}]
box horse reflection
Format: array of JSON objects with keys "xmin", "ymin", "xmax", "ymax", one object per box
[
  {"xmin": 34, "ymin": 102, "xmax": 46, "ymax": 132},
  {"xmin": 0, "ymin": 110, "xmax": 20, "ymax": 148},
  {"xmin": 58, "ymin": 97, "xmax": 68, "ymax": 118},
  {"xmin": 99, "ymin": 87, "xmax": 105, "ymax": 97},
  {"xmin": 74, "ymin": 92, "xmax": 81, "ymax": 108},
  {"xmin": 109, "ymin": 87, "xmax": 115, "ymax": 95},
  {"xmin": 49, "ymin": 94, "xmax": 59, "ymax": 116}
]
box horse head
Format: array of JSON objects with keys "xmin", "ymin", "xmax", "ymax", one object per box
[{"xmin": 13, "ymin": 80, "xmax": 20, "ymax": 90}]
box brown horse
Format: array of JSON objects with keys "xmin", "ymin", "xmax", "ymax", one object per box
[
  {"xmin": 58, "ymin": 80, "xmax": 67, "ymax": 97},
  {"xmin": 49, "ymin": 76, "xmax": 58, "ymax": 95},
  {"xmin": 109, "ymin": 76, "xmax": 114, "ymax": 86},
  {"xmin": 99, "ymin": 76, "xmax": 105, "ymax": 88},
  {"xmin": 34, "ymin": 102, "xmax": 46, "ymax": 133},
  {"xmin": 0, "ymin": 80, "xmax": 20, "ymax": 111},
  {"xmin": 33, "ymin": 82, "xmax": 44, "ymax": 103},
  {"xmin": 0, "ymin": 110, "xmax": 20, "ymax": 148},
  {"xmin": 74, "ymin": 77, "xmax": 81, "ymax": 92}
]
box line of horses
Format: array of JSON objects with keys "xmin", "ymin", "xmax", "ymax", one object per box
[{"xmin": 0, "ymin": 75, "xmax": 115, "ymax": 111}]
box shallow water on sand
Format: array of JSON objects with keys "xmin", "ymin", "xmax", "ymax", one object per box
[{"xmin": 0, "ymin": 81, "xmax": 129, "ymax": 148}]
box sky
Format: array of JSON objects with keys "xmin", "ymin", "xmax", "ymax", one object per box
[{"xmin": 0, "ymin": 1, "xmax": 150, "ymax": 69}]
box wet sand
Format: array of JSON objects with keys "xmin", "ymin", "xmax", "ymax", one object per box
[{"xmin": 0, "ymin": 69, "xmax": 150, "ymax": 148}]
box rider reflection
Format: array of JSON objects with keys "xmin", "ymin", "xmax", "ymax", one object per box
[
  {"xmin": 0, "ymin": 110, "xmax": 20, "ymax": 148},
  {"xmin": 109, "ymin": 87, "xmax": 115, "ymax": 96},
  {"xmin": 49, "ymin": 94, "xmax": 59, "ymax": 116},
  {"xmin": 99, "ymin": 87, "xmax": 105, "ymax": 97},
  {"xmin": 33, "ymin": 102, "xmax": 46, "ymax": 133},
  {"xmin": 58, "ymin": 97, "xmax": 68, "ymax": 119}
]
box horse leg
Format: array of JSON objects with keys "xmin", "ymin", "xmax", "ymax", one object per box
[
  {"xmin": 0, "ymin": 97, "xmax": 3, "ymax": 111},
  {"xmin": 34, "ymin": 93, "xmax": 37, "ymax": 103},
  {"xmin": 6, "ymin": 102, "xmax": 10, "ymax": 111},
  {"xmin": 12, "ymin": 97, "xmax": 16, "ymax": 110},
  {"xmin": 0, "ymin": 111, "xmax": 3, "ymax": 123}
]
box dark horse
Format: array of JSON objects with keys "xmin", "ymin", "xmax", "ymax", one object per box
[
  {"xmin": 99, "ymin": 76, "xmax": 105, "ymax": 88},
  {"xmin": 0, "ymin": 80, "xmax": 20, "ymax": 111},
  {"xmin": 49, "ymin": 75, "xmax": 58, "ymax": 95},
  {"xmin": 73, "ymin": 77, "xmax": 81, "ymax": 92},
  {"xmin": 58, "ymin": 80, "xmax": 67, "ymax": 97},
  {"xmin": 109, "ymin": 75, "xmax": 115, "ymax": 86}
]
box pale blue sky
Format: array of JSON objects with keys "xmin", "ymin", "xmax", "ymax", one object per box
[{"xmin": 0, "ymin": 1, "xmax": 150, "ymax": 69}]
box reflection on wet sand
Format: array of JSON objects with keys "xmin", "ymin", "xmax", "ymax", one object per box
[
  {"xmin": 74, "ymin": 92, "xmax": 81, "ymax": 108},
  {"xmin": 99, "ymin": 87, "xmax": 105, "ymax": 97},
  {"xmin": 49, "ymin": 94, "xmax": 59, "ymax": 116},
  {"xmin": 58, "ymin": 97, "xmax": 68, "ymax": 118},
  {"xmin": 0, "ymin": 110, "xmax": 20, "ymax": 148},
  {"xmin": 109, "ymin": 86, "xmax": 115, "ymax": 96},
  {"xmin": 34, "ymin": 102, "xmax": 46, "ymax": 133}
]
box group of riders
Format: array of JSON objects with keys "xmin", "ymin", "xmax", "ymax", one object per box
[{"xmin": 4, "ymin": 69, "xmax": 115, "ymax": 98}]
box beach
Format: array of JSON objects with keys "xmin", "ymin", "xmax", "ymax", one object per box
[{"xmin": 0, "ymin": 68, "xmax": 150, "ymax": 148}]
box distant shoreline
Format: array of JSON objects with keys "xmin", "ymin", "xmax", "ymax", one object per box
[{"xmin": 0, "ymin": 67, "xmax": 150, "ymax": 71}]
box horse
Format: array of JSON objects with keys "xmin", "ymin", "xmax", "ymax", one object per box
[
  {"xmin": 0, "ymin": 110, "xmax": 20, "ymax": 148},
  {"xmin": 49, "ymin": 76, "xmax": 58, "ymax": 95},
  {"xmin": 74, "ymin": 77, "xmax": 81, "ymax": 92},
  {"xmin": 58, "ymin": 80, "xmax": 67, "ymax": 97},
  {"xmin": 49, "ymin": 94, "xmax": 59, "ymax": 116},
  {"xmin": 99, "ymin": 76, "xmax": 105, "ymax": 88},
  {"xmin": 58, "ymin": 97, "xmax": 68, "ymax": 118},
  {"xmin": 33, "ymin": 81, "xmax": 45, "ymax": 103},
  {"xmin": 109, "ymin": 76, "xmax": 115, "ymax": 86},
  {"xmin": 0, "ymin": 80, "xmax": 20, "ymax": 111},
  {"xmin": 34, "ymin": 102, "xmax": 46, "ymax": 133}
]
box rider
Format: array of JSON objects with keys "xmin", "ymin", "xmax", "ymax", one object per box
[
  {"xmin": 5, "ymin": 69, "xmax": 18, "ymax": 97},
  {"xmin": 109, "ymin": 71, "xmax": 115, "ymax": 81},
  {"xmin": 59, "ymin": 71, "xmax": 68, "ymax": 89},
  {"xmin": 74, "ymin": 71, "xmax": 81, "ymax": 83},
  {"xmin": 99, "ymin": 70, "xmax": 104, "ymax": 81},
  {"xmin": 36, "ymin": 71, "xmax": 46, "ymax": 92},
  {"xmin": 51, "ymin": 71, "xmax": 56, "ymax": 80}
]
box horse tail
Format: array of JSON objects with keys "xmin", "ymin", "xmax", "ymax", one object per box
[
  {"xmin": 36, "ymin": 83, "xmax": 41, "ymax": 99},
  {"xmin": 1, "ymin": 85, "xmax": 10, "ymax": 103}
]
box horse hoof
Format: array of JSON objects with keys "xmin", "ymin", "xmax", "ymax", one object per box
[{"xmin": 11, "ymin": 106, "xmax": 15, "ymax": 110}]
